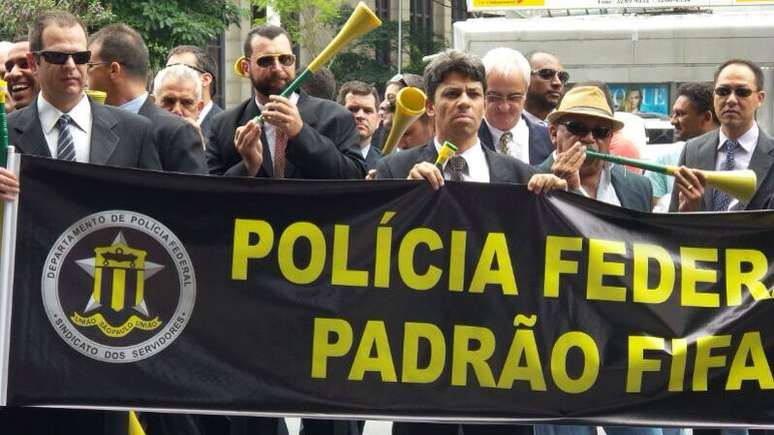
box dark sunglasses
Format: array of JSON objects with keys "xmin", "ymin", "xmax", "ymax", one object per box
[
  {"xmin": 254, "ymin": 53, "xmax": 296, "ymax": 68},
  {"xmin": 559, "ymin": 120, "xmax": 611, "ymax": 140},
  {"xmin": 714, "ymin": 86, "xmax": 755, "ymax": 98},
  {"xmin": 532, "ymin": 68, "xmax": 570, "ymax": 84},
  {"xmin": 35, "ymin": 50, "xmax": 91, "ymax": 65}
]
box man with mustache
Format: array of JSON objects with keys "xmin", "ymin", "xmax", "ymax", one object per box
[
  {"xmin": 206, "ymin": 25, "xmax": 364, "ymax": 180},
  {"xmin": 671, "ymin": 59, "xmax": 774, "ymax": 211},
  {"xmin": 4, "ymin": 40, "xmax": 39, "ymax": 111},
  {"xmin": 337, "ymin": 80, "xmax": 382, "ymax": 170}
]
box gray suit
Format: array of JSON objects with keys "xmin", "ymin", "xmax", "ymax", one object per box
[
  {"xmin": 376, "ymin": 141, "xmax": 537, "ymax": 183},
  {"xmin": 668, "ymin": 127, "xmax": 774, "ymax": 211},
  {"xmin": 478, "ymin": 115, "xmax": 554, "ymax": 165},
  {"xmin": 8, "ymin": 96, "xmax": 161, "ymax": 170}
]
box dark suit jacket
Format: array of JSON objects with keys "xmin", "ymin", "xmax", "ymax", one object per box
[
  {"xmin": 375, "ymin": 141, "xmax": 536, "ymax": 183},
  {"xmin": 478, "ymin": 115, "xmax": 554, "ymax": 165},
  {"xmin": 199, "ymin": 102, "xmax": 223, "ymax": 142},
  {"xmin": 539, "ymin": 154, "xmax": 652, "ymax": 212},
  {"xmin": 8, "ymin": 97, "xmax": 161, "ymax": 170},
  {"xmin": 364, "ymin": 145, "xmax": 382, "ymax": 171},
  {"xmin": 138, "ymin": 98, "xmax": 206, "ymax": 174},
  {"xmin": 669, "ymin": 128, "xmax": 774, "ymax": 211},
  {"xmin": 206, "ymin": 92, "xmax": 365, "ymax": 179}
]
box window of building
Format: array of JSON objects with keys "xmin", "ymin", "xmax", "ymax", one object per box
[
  {"xmin": 410, "ymin": 0, "xmax": 433, "ymax": 53},
  {"xmin": 375, "ymin": 0, "xmax": 391, "ymax": 65},
  {"xmin": 206, "ymin": 33, "xmax": 226, "ymax": 109},
  {"xmin": 452, "ymin": 0, "xmax": 468, "ymax": 23}
]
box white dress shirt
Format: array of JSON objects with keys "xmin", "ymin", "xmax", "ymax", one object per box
[
  {"xmin": 38, "ymin": 93, "xmax": 92, "ymax": 163},
  {"xmin": 717, "ymin": 123, "xmax": 758, "ymax": 209},
  {"xmin": 256, "ymin": 93, "xmax": 300, "ymax": 162},
  {"xmin": 198, "ymin": 101, "xmax": 213, "ymax": 125},
  {"xmin": 486, "ymin": 118, "xmax": 530, "ymax": 163},
  {"xmin": 435, "ymin": 139, "xmax": 490, "ymax": 183},
  {"xmin": 360, "ymin": 144, "xmax": 371, "ymax": 160}
]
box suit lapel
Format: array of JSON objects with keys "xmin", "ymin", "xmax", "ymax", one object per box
[
  {"xmin": 12, "ymin": 104, "xmax": 51, "ymax": 157},
  {"xmin": 477, "ymin": 121, "xmax": 495, "ymax": 152},
  {"xmin": 484, "ymin": 146, "xmax": 510, "ymax": 182},
  {"xmin": 696, "ymin": 132, "xmax": 719, "ymax": 210},
  {"xmin": 89, "ymin": 101, "xmax": 120, "ymax": 165}
]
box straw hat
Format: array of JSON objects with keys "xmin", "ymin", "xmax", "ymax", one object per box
[{"xmin": 546, "ymin": 85, "xmax": 625, "ymax": 131}]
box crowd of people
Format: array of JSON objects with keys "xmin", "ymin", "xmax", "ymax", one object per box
[{"xmin": 0, "ymin": 7, "xmax": 773, "ymax": 435}]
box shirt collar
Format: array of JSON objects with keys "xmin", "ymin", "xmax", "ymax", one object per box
[
  {"xmin": 718, "ymin": 122, "xmax": 758, "ymax": 153},
  {"xmin": 119, "ymin": 92, "xmax": 148, "ymax": 114},
  {"xmin": 198, "ymin": 101, "xmax": 214, "ymax": 123},
  {"xmin": 360, "ymin": 144, "xmax": 371, "ymax": 159},
  {"xmin": 38, "ymin": 92, "xmax": 91, "ymax": 135}
]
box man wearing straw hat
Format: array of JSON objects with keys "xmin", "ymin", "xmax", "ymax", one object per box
[{"xmin": 540, "ymin": 81, "xmax": 652, "ymax": 212}]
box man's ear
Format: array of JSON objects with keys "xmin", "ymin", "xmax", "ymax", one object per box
[
  {"xmin": 26, "ymin": 52, "xmax": 38, "ymax": 73},
  {"xmin": 201, "ymin": 72, "xmax": 213, "ymax": 88},
  {"xmin": 425, "ymin": 98, "xmax": 435, "ymax": 117},
  {"xmin": 196, "ymin": 100, "xmax": 205, "ymax": 115},
  {"xmin": 240, "ymin": 57, "xmax": 249, "ymax": 76},
  {"xmin": 548, "ymin": 124, "xmax": 558, "ymax": 146},
  {"xmin": 110, "ymin": 61, "xmax": 121, "ymax": 78}
]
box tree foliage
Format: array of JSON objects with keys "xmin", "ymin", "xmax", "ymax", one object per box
[
  {"xmin": 108, "ymin": 0, "xmax": 242, "ymax": 69},
  {"xmin": 0, "ymin": 0, "xmax": 242, "ymax": 69},
  {"xmin": 0, "ymin": 0, "xmax": 112, "ymax": 40},
  {"xmin": 328, "ymin": 12, "xmax": 448, "ymax": 92},
  {"xmin": 251, "ymin": 0, "xmax": 346, "ymax": 55}
]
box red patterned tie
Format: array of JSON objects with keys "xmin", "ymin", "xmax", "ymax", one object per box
[{"xmin": 273, "ymin": 128, "xmax": 288, "ymax": 178}]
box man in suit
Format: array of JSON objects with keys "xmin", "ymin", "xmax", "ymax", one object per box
[
  {"xmin": 376, "ymin": 48, "xmax": 564, "ymax": 435},
  {"xmin": 478, "ymin": 47, "xmax": 554, "ymax": 165},
  {"xmin": 0, "ymin": 11, "xmax": 161, "ymax": 203},
  {"xmin": 540, "ymin": 82, "xmax": 652, "ymax": 213},
  {"xmin": 0, "ymin": 10, "xmax": 160, "ymax": 434},
  {"xmin": 337, "ymin": 80, "xmax": 382, "ymax": 170},
  {"xmin": 206, "ymin": 24, "xmax": 364, "ymax": 180},
  {"xmin": 86, "ymin": 24, "xmax": 206, "ymax": 175},
  {"xmin": 671, "ymin": 59, "xmax": 774, "ymax": 212},
  {"xmin": 166, "ymin": 45, "xmax": 224, "ymax": 140}
]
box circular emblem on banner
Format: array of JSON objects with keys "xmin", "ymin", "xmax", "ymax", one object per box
[{"xmin": 42, "ymin": 210, "xmax": 196, "ymax": 363}]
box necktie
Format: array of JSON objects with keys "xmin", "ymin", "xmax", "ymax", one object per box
[
  {"xmin": 498, "ymin": 131, "xmax": 512, "ymax": 156},
  {"xmin": 447, "ymin": 156, "xmax": 467, "ymax": 182},
  {"xmin": 712, "ymin": 139, "xmax": 740, "ymax": 211},
  {"xmin": 56, "ymin": 114, "xmax": 76, "ymax": 161},
  {"xmin": 273, "ymin": 128, "xmax": 288, "ymax": 178}
]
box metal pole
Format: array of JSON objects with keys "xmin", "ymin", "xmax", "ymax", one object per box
[
  {"xmin": 0, "ymin": 147, "xmax": 20, "ymax": 406},
  {"xmin": 397, "ymin": 0, "xmax": 403, "ymax": 73}
]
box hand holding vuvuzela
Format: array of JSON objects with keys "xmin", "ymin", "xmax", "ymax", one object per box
[{"xmin": 239, "ymin": 2, "xmax": 382, "ymax": 123}]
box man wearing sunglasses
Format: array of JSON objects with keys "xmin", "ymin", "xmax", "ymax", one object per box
[
  {"xmin": 86, "ymin": 24, "xmax": 206, "ymax": 175},
  {"xmin": 671, "ymin": 59, "xmax": 774, "ymax": 212},
  {"xmin": 541, "ymin": 82, "xmax": 652, "ymax": 212},
  {"xmin": 525, "ymin": 51, "xmax": 569, "ymax": 126},
  {"xmin": 0, "ymin": 11, "xmax": 161, "ymax": 204},
  {"xmin": 479, "ymin": 47, "xmax": 554, "ymax": 165},
  {"xmin": 206, "ymin": 25, "xmax": 364, "ymax": 180},
  {"xmin": 166, "ymin": 45, "xmax": 224, "ymax": 140}
]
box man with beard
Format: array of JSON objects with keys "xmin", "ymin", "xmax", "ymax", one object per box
[
  {"xmin": 337, "ymin": 80, "xmax": 382, "ymax": 169},
  {"xmin": 524, "ymin": 51, "xmax": 569, "ymax": 125},
  {"xmin": 4, "ymin": 40, "xmax": 39, "ymax": 110},
  {"xmin": 206, "ymin": 25, "xmax": 364, "ymax": 179}
]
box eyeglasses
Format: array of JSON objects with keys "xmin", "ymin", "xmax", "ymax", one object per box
[
  {"xmin": 559, "ymin": 120, "xmax": 611, "ymax": 140},
  {"xmin": 167, "ymin": 62, "xmax": 209, "ymax": 76},
  {"xmin": 86, "ymin": 61, "xmax": 111, "ymax": 70},
  {"xmin": 35, "ymin": 50, "xmax": 91, "ymax": 65},
  {"xmin": 486, "ymin": 93, "xmax": 524, "ymax": 104},
  {"xmin": 253, "ymin": 53, "xmax": 296, "ymax": 68},
  {"xmin": 714, "ymin": 86, "xmax": 755, "ymax": 98},
  {"xmin": 532, "ymin": 68, "xmax": 570, "ymax": 84}
]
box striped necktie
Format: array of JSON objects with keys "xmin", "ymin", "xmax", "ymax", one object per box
[
  {"xmin": 712, "ymin": 139, "xmax": 740, "ymax": 211},
  {"xmin": 56, "ymin": 114, "xmax": 76, "ymax": 161},
  {"xmin": 447, "ymin": 156, "xmax": 467, "ymax": 182}
]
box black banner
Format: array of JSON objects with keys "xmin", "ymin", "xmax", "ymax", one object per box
[{"xmin": 6, "ymin": 155, "xmax": 774, "ymax": 427}]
